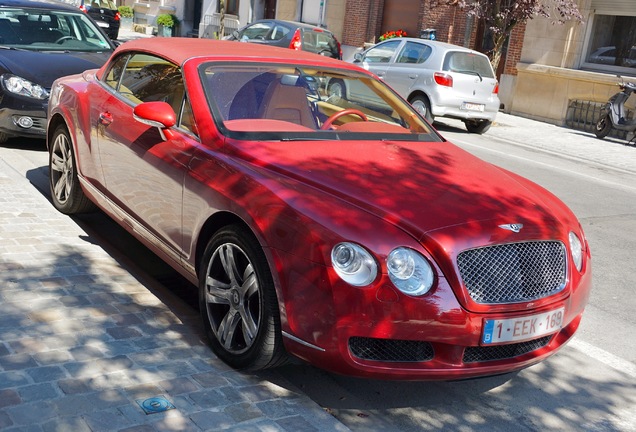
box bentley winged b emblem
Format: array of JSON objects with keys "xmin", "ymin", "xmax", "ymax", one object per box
[{"xmin": 499, "ymin": 223, "xmax": 524, "ymax": 233}]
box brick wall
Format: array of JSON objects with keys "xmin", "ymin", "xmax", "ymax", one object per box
[
  {"xmin": 503, "ymin": 23, "xmax": 526, "ymax": 76},
  {"xmin": 341, "ymin": 0, "xmax": 526, "ymax": 78}
]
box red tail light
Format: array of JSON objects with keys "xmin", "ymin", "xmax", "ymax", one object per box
[
  {"xmin": 289, "ymin": 29, "xmax": 302, "ymax": 51},
  {"xmin": 336, "ymin": 39, "xmax": 342, "ymax": 60},
  {"xmin": 79, "ymin": 5, "xmax": 88, "ymax": 12},
  {"xmin": 493, "ymin": 82, "xmax": 499, "ymax": 94},
  {"xmin": 115, "ymin": 12, "xmax": 121, "ymax": 21},
  {"xmin": 434, "ymin": 72, "xmax": 453, "ymax": 87}
]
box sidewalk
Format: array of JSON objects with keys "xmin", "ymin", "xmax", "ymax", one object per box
[
  {"xmin": 0, "ymin": 164, "xmax": 348, "ymax": 428},
  {"xmin": 486, "ymin": 112, "xmax": 636, "ymax": 175},
  {"xmin": 1, "ymin": 42, "xmax": 635, "ymax": 428}
]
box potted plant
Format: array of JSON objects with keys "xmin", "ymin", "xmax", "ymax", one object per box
[
  {"xmin": 157, "ymin": 14, "xmax": 179, "ymax": 37},
  {"xmin": 118, "ymin": 6, "xmax": 134, "ymax": 31}
]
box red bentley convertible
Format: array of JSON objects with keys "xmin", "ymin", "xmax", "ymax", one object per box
[{"xmin": 47, "ymin": 38, "xmax": 591, "ymax": 380}]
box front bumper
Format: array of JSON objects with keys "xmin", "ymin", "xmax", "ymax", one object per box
[
  {"xmin": 277, "ymin": 246, "xmax": 592, "ymax": 380},
  {"xmin": 0, "ymin": 93, "xmax": 47, "ymax": 140}
]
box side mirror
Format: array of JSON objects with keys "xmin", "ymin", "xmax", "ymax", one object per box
[
  {"xmin": 353, "ymin": 52, "xmax": 363, "ymax": 63},
  {"xmin": 232, "ymin": 30, "xmax": 240, "ymax": 39},
  {"xmin": 133, "ymin": 101, "xmax": 176, "ymax": 141}
]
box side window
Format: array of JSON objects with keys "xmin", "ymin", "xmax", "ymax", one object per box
[
  {"xmin": 396, "ymin": 42, "xmax": 432, "ymax": 64},
  {"xmin": 104, "ymin": 54, "xmax": 129, "ymax": 90},
  {"xmin": 118, "ymin": 54, "xmax": 184, "ymax": 110},
  {"xmin": 179, "ymin": 95, "xmax": 198, "ymax": 136},
  {"xmin": 269, "ymin": 25, "xmax": 289, "ymax": 41},
  {"xmin": 362, "ymin": 40, "xmax": 401, "ymax": 63},
  {"xmin": 241, "ymin": 22, "xmax": 271, "ymax": 40}
]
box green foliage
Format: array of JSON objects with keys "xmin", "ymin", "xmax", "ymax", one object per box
[
  {"xmin": 118, "ymin": 6, "xmax": 133, "ymax": 18},
  {"xmin": 157, "ymin": 14, "xmax": 179, "ymax": 28}
]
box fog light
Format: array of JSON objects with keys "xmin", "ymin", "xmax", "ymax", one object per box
[{"xmin": 15, "ymin": 116, "xmax": 34, "ymax": 129}]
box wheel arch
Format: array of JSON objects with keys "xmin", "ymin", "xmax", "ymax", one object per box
[
  {"xmin": 195, "ymin": 211, "xmax": 249, "ymax": 276},
  {"xmin": 408, "ymin": 89, "xmax": 431, "ymax": 105},
  {"xmin": 47, "ymin": 113, "xmax": 70, "ymax": 151}
]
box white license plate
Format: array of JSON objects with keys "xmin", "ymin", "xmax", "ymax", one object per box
[
  {"xmin": 482, "ymin": 307, "xmax": 564, "ymax": 344},
  {"xmin": 97, "ymin": 21, "xmax": 110, "ymax": 28},
  {"xmin": 461, "ymin": 102, "xmax": 485, "ymax": 112}
]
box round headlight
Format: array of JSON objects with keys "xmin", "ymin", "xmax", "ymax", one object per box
[
  {"xmin": 569, "ymin": 231, "xmax": 583, "ymax": 272},
  {"xmin": 331, "ymin": 242, "xmax": 377, "ymax": 286},
  {"xmin": 387, "ymin": 247, "xmax": 434, "ymax": 296}
]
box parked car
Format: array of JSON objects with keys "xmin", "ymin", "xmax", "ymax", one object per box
[
  {"xmin": 47, "ymin": 38, "xmax": 591, "ymax": 380},
  {"xmin": 588, "ymin": 46, "xmax": 636, "ymax": 68},
  {"xmin": 0, "ymin": 0, "xmax": 116, "ymax": 144},
  {"xmin": 227, "ymin": 19, "xmax": 342, "ymax": 59},
  {"xmin": 61, "ymin": 0, "xmax": 121, "ymax": 40},
  {"xmin": 351, "ymin": 37, "xmax": 500, "ymax": 134}
]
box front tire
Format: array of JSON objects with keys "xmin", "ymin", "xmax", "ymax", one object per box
[
  {"xmin": 49, "ymin": 125, "xmax": 96, "ymax": 214},
  {"xmin": 595, "ymin": 114, "xmax": 612, "ymax": 139},
  {"xmin": 199, "ymin": 225, "xmax": 286, "ymax": 370}
]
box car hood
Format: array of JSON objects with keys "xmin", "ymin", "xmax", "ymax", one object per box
[
  {"xmin": 235, "ymin": 139, "xmax": 566, "ymax": 240},
  {"xmin": 0, "ymin": 49, "xmax": 111, "ymax": 88}
]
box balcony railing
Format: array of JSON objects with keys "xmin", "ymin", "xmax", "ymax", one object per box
[{"xmin": 202, "ymin": 13, "xmax": 240, "ymax": 39}]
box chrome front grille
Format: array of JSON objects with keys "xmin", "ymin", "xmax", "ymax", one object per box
[{"xmin": 457, "ymin": 241, "xmax": 567, "ymax": 304}]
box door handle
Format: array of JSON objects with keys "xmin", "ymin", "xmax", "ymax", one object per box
[
  {"xmin": 99, "ymin": 112, "xmax": 113, "ymax": 126},
  {"xmin": 409, "ymin": 74, "xmax": 417, "ymax": 79}
]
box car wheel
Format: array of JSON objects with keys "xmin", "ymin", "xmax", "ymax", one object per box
[
  {"xmin": 49, "ymin": 125, "xmax": 96, "ymax": 214},
  {"xmin": 464, "ymin": 119, "xmax": 492, "ymax": 134},
  {"xmin": 409, "ymin": 95, "xmax": 434, "ymax": 123},
  {"xmin": 199, "ymin": 225, "xmax": 286, "ymax": 370},
  {"xmin": 327, "ymin": 79, "xmax": 345, "ymax": 99},
  {"xmin": 595, "ymin": 114, "xmax": 612, "ymax": 139}
]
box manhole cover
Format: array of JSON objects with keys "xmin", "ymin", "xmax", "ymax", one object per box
[{"xmin": 136, "ymin": 396, "xmax": 175, "ymax": 414}]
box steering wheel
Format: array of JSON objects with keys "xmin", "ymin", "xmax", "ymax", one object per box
[
  {"xmin": 253, "ymin": 35, "xmax": 265, "ymax": 40},
  {"xmin": 55, "ymin": 36, "xmax": 77, "ymax": 44},
  {"xmin": 321, "ymin": 108, "xmax": 368, "ymax": 130}
]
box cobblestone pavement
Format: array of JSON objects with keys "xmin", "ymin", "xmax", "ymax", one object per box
[{"xmin": 0, "ymin": 159, "xmax": 349, "ymax": 431}]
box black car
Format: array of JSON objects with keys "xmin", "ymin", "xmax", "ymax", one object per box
[
  {"xmin": 0, "ymin": 0, "xmax": 116, "ymax": 144},
  {"xmin": 78, "ymin": 0, "xmax": 120, "ymax": 40},
  {"xmin": 227, "ymin": 19, "xmax": 342, "ymax": 59}
]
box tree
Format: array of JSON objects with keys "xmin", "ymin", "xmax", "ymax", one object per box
[{"xmin": 433, "ymin": 0, "xmax": 584, "ymax": 71}]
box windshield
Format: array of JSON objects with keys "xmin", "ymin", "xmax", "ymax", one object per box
[
  {"xmin": 0, "ymin": 8, "xmax": 112, "ymax": 52},
  {"xmin": 200, "ymin": 63, "xmax": 440, "ymax": 141}
]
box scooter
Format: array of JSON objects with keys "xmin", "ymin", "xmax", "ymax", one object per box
[{"xmin": 595, "ymin": 77, "xmax": 636, "ymax": 144}]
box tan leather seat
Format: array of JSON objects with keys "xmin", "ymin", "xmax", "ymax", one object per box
[{"xmin": 257, "ymin": 81, "xmax": 316, "ymax": 129}]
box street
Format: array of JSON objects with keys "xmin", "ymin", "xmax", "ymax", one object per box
[{"xmin": 0, "ymin": 115, "xmax": 635, "ymax": 431}]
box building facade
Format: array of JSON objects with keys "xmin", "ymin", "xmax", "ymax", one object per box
[{"xmin": 123, "ymin": 0, "xmax": 635, "ymax": 127}]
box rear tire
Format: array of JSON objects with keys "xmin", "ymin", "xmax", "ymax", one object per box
[
  {"xmin": 409, "ymin": 95, "xmax": 434, "ymax": 124},
  {"xmin": 199, "ymin": 225, "xmax": 287, "ymax": 370},
  {"xmin": 49, "ymin": 125, "xmax": 96, "ymax": 214},
  {"xmin": 327, "ymin": 79, "xmax": 346, "ymax": 100},
  {"xmin": 595, "ymin": 114, "xmax": 612, "ymax": 139},
  {"xmin": 464, "ymin": 119, "xmax": 492, "ymax": 134}
]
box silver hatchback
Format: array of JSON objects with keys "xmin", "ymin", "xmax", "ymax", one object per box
[{"xmin": 352, "ymin": 38, "xmax": 500, "ymax": 134}]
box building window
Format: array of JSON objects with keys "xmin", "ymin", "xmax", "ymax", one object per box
[
  {"xmin": 219, "ymin": 0, "xmax": 239, "ymax": 16},
  {"xmin": 584, "ymin": 14, "xmax": 636, "ymax": 72}
]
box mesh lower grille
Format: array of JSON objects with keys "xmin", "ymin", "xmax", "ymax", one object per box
[
  {"xmin": 349, "ymin": 337, "xmax": 434, "ymax": 362},
  {"xmin": 457, "ymin": 241, "xmax": 567, "ymax": 304},
  {"xmin": 463, "ymin": 336, "xmax": 552, "ymax": 363}
]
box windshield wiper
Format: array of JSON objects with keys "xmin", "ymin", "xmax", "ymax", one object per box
[
  {"xmin": 0, "ymin": 45, "xmax": 27, "ymax": 51},
  {"xmin": 456, "ymin": 70, "xmax": 483, "ymax": 81}
]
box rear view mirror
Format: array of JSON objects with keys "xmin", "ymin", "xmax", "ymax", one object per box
[
  {"xmin": 133, "ymin": 101, "xmax": 176, "ymax": 141},
  {"xmin": 353, "ymin": 52, "xmax": 363, "ymax": 63}
]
